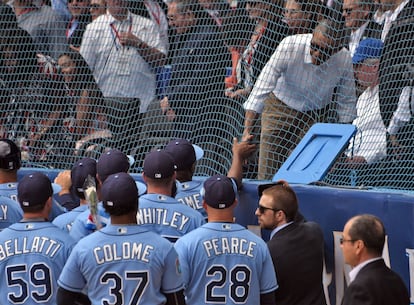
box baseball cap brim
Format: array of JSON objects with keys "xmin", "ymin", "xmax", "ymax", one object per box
[
  {"xmin": 136, "ymin": 181, "xmax": 147, "ymax": 196},
  {"xmin": 127, "ymin": 155, "xmax": 135, "ymax": 167},
  {"xmin": 193, "ymin": 144, "xmax": 204, "ymax": 161},
  {"xmin": 352, "ymin": 54, "xmax": 365, "ymax": 64},
  {"xmin": 51, "ymin": 183, "xmax": 62, "ymax": 194}
]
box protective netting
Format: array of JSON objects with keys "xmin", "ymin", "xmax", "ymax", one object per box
[{"xmin": 0, "ymin": 0, "xmax": 413, "ymax": 190}]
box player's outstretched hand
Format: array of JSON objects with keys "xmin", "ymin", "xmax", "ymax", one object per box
[{"xmin": 232, "ymin": 136, "xmax": 257, "ymax": 161}]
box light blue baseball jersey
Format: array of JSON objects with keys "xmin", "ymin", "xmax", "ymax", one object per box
[
  {"xmin": 0, "ymin": 221, "xmax": 75, "ymax": 305},
  {"xmin": 52, "ymin": 204, "xmax": 89, "ymax": 233},
  {"xmin": 58, "ymin": 225, "xmax": 184, "ymax": 305},
  {"xmin": 137, "ymin": 193, "xmax": 206, "ymax": 242},
  {"xmin": 0, "ymin": 195, "xmax": 23, "ymax": 231},
  {"xmin": 175, "ymin": 180, "xmax": 207, "ymax": 219},
  {"xmin": 174, "ymin": 222, "xmax": 278, "ymax": 305},
  {"xmin": 69, "ymin": 202, "xmax": 110, "ymax": 242},
  {"xmin": 0, "ymin": 183, "xmax": 65, "ymax": 221}
]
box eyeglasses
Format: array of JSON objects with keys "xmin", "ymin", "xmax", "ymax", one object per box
[
  {"xmin": 68, "ymin": 0, "xmax": 88, "ymax": 3},
  {"xmin": 284, "ymin": 8, "xmax": 302, "ymax": 15},
  {"xmin": 257, "ymin": 205, "xmax": 282, "ymax": 214},
  {"xmin": 167, "ymin": 14, "xmax": 182, "ymax": 21},
  {"xmin": 339, "ymin": 237, "xmax": 356, "ymax": 245},
  {"xmin": 342, "ymin": 6, "xmax": 360, "ymax": 15},
  {"xmin": 90, "ymin": 3, "xmax": 105, "ymax": 9}
]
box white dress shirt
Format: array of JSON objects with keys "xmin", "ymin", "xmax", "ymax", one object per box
[
  {"xmin": 244, "ymin": 34, "xmax": 357, "ymax": 123},
  {"xmin": 349, "ymin": 257, "xmax": 383, "ymax": 283},
  {"xmin": 387, "ymin": 86, "xmax": 414, "ymax": 135},
  {"xmin": 80, "ymin": 12, "xmax": 167, "ymax": 113},
  {"xmin": 346, "ymin": 85, "xmax": 387, "ymax": 164}
]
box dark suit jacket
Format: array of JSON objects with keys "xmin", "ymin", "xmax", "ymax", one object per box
[
  {"xmin": 67, "ymin": 13, "xmax": 92, "ymax": 48},
  {"xmin": 379, "ymin": 0, "xmax": 414, "ymax": 128},
  {"xmin": 267, "ymin": 221, "xmax": 326, "ymax": 305},
  {"xmin": 341, "ymin": 259, "xmax": 409, "ymax": 305},
  {"xmin": 360, "ymin": 19, "xmax": 383, "ymax": 41}
]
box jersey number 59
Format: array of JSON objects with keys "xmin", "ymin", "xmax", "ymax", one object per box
[{"xmin": 7, "ymin": 263, "xmax": 52, "ymax": 303}]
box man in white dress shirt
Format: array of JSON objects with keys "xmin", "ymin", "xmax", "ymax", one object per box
[
  {"xmin": 243, "ymin": 19, "xmax": 357, "ymax": 180},
  {"xmin": 80, "ymin": 0, "xmax": 167, "ymax": 151}
]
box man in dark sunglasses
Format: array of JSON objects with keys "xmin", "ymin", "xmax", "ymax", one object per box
[
  {"xmin": 255, "ymin": 180, "xmax": 327, "ymax": 305},
  {"xmin": 242, "ymin": 18, "xmax": 357, "ymax": 180}
]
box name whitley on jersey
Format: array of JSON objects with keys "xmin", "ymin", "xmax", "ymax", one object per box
[
  {"xmin": 0, "ymin": 205, "xmax": 10, "ymax": 220},
  {"xmin": 137, "ymin": 208, "xmax": 190, "ymax": 231},
  {"xmin": 0, "ymin": 237, "xmax": 62, "ymax": 260},
  {"xmin": 203, "ymin": 237, "xmax": 257, "ymax": 258}
]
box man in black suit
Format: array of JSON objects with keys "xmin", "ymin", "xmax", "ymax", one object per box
[
  {"xmin": 379, "ymin": 0, "xmax": 414, "ymax": 128},
  {"xmin": 378, "ymin": 0, "xmax": 414, "ymax": 189},
  {"xmin": 340, "ymin": 214, "xmax": 409, "ymax": 305},
  {"xmin": 255, "ymin": 181, "xmax": 326, "ymax": 305}
]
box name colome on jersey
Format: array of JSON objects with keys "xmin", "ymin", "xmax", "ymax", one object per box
[{"xmin": 93, "ymin": 242, "xmax": 154, "ymax": 265}]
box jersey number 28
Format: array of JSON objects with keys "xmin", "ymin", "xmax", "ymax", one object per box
[{"xmin": 206, "ymin": 265, "xmax": 251, "ymax": 303}]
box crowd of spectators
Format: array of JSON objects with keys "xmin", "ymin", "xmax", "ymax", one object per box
[{"xmin": 0, "ymin": 0, "xmax": 413, "ymax": 188}]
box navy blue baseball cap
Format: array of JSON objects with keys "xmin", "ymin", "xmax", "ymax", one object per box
[
  {"xmin": 18, "ymin": 172, "xmax": 53, "ymax": 207},
  {"xmin": 352, "ymin": 38, "xmax": 383, "ymax": 64},
  {"xmin": 71, "ymin": 157, "xmax": 97, "ymax": 198},
  {"xmin": 97, "ymin": 149, "xmax": 131, "ymax": 182},
  {"xmin": 201, "ymin": 175, "xmax": 237, "ymax": 209},
  {"xmin": 164, "ymin": 139, "xmax": 204, "ymax": 170},
  {"xmin": 101, "ymin": 172, "xmax": 138, "ymax": 212},
  {"xmin": 0, "ymin": 139, "xmax": 21, "ymax": 170},
  {"xmin": 143, "ymin": 149, "xmax": 176, "ymax": 179}
]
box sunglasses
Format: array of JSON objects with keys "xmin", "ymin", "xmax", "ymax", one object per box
[
  {"xmin": 342, "ymin": 5, "xmax": 360, "ymax": 15},
  {"xmin": 68, "ymin": 0, "xmax": 88, "ymax": 3},
  {"xmin": 257, "ymin": 205, "xmax": 282, "ymax": 214},
  {"xmin": 284, "ymin": 8, "xmax": 302, "ymax": 15},
  {"xmin": 90, "ymin": 3, "xmax": 105, "ymax": 9}
]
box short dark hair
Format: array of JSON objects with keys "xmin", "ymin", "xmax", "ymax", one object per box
[
  {"xmin": 314, "ymin": 18, "xmax": 345, "ymax": 48},
  {"xmin": 348, "ymin": 214, "xmax": 386, "ymax": 256},
  {"xmin": 262, "ymin": 180, "xmax": 298, "ymax": 221}
]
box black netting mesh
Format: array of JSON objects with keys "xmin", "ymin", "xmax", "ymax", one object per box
[{"xmin": 1, "ymin": 0, "xmax": 413, "ymax": 190}]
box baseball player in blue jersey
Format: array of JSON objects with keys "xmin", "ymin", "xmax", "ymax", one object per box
[
  {"xmin": 139, "ymin": 149, "xmax": 205, "ymax": 242},
  {"xmin": 165, "ymin": 138, "xmax": 256, "ymax": 221},
  {"xmin": 0, "ymin": 195, "xmax": 23, "ymax": 231},
  {"xmin": 52, "ymin": 157, "xmax": 97, "ymax": 232},
  {"xmin": 0, "ymin": 172, "xmax": 80, "ymax": 305},
  {"xmin": 69, "ymin": 149, "xmax": 146, "ymax": 242},
  {"xmin": 174, "ymin": 175, "xmax": 278, "ymax": 305},
  {"xmin": 0, "ymin": 139, "xmax": 65, "ymax": 221},
  {"xmin": 57, "ymin": 172, "xmax": 186, "ymax": 305},
  {"xmin": 164, "ymin": 139, "xmax": 206, "ymax": 217}
]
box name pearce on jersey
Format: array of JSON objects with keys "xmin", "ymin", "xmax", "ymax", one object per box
[
  {"xmin": 94, "ymin": 242, "xmax": 154, "ymax": 265},
  {"xmin": 203, "ymin": 237, "xmax": 257, "ymax": 258}
]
